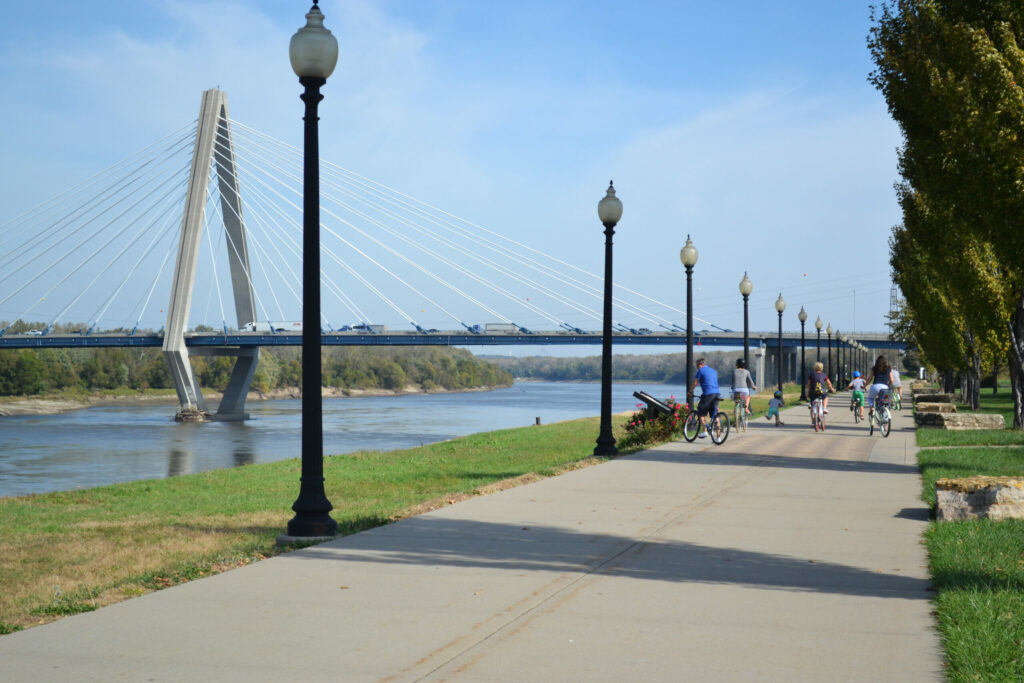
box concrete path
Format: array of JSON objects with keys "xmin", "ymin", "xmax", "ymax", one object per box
[{"xmin": 0, "ymin": 395, "xmax": 943, "ymax": 681}]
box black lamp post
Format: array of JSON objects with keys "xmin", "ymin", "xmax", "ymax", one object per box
[
  {"xmin": 798, "ymin": 306, "xmax": 808, "ymax": 401},
  {"xmin": 835, "ymin": 331, "xmax": 841, "ymax": 385},
  {"xmin": 826, "ymin": 323, "xmax": 833, "ymax": 379},
  {"xmin": 283, "ymin": 1, "xmax": 339, "ymax": 540},
  {"xmin": 815, "ymin": 316, "xmax": 823, "ymax": 362},
  {"xmin": 739, "ymin": 272, "xmax": 752, "ymax": 369},
  {"xmin": 681, "ymin": 236, "xmax": 699, "ymax": 397},
  {"xmin": 774, "ymin": 293, "xmax": 786, "ymax": 393},
  {"xmin": 594, "ymin": 182, "xmax": 622, "ymax": 457}
]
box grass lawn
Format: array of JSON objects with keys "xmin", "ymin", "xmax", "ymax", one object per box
[
  {"xmin": 915, "ymin": 387, "xmax": 1024, "ymax": 679},
  {"xmin": 0, "ymin": 414, "xmax": 622, "ymax": 634}
]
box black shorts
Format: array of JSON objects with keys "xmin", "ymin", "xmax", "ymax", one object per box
[{"xmin": 696, "ymin": 393, "xmax": 720, "ymax": 417}]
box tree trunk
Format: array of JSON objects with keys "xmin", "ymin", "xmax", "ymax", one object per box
[
  {"xmin": 992, "ymin": 359, "xmax": 1000, "ymax": 395},
  {"xmin": 943, "ymin": 370, "xmax": 956, "ymax": 394},
  {"xmin": 962, "ymin": 331, "xmax": 981, "ymax": 411},
  {"xmin": 1008, "ymin": 295, "xmax": 1024, "ymax": 429}
]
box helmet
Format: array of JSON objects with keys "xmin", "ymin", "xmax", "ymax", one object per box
[
  {"xmin": 774, "ymin": 390, "xmax": 783, "ymax": 398},
  {"xmin": 736, "ymin": 358, "xmax": 746, "ymax": 368},
  {"xmin": 852, "ymin": 371, "xmax": 861, "ymax": 378}
]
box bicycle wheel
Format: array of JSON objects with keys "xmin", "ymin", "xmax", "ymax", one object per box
[
  {"xmin": 682, "ymin": 411, "xmax": 700, "ymax": 442},
  {"xmin": 710, "ymin": 413, "xmax": 730, "ymax": 444},
  {"xmin": 853, "ymin": 404, "xmax": 860, "ymax": 423},
  {"xmin": 880, "ymin": 409, "xmax": 891, "ymax": 437}
]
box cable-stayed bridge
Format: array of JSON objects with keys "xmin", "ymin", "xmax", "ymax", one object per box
[{"xmin": 0, "ymin": 90, "xmax": 900, "ymax": 419}]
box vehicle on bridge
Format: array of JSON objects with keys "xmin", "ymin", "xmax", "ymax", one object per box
[{"xmin": 242, "ymin": 321, "xmax": 302, "ymax": 333}]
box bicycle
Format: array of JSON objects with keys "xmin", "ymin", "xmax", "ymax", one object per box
[
  {"xmin": 809, "ymin": 396, "xmax": 825, "ymax": 432},
  {"xmin": 869, "ymin": 390, "xmax": 892, "ymax": 437},
  {"xmin": 891, "ymin": 389, "xmax": 902, "ymax": 411},
  {"xmin": 732, "ymin": 393, "xmax": 749, "ymax": 432},
  {"xmin": 683, "ymin": 397, "xmax": 730, "ymax": 444},
  {"xmin": 850, "ymin": 392, "xmax": 864, "ymax": 424}
]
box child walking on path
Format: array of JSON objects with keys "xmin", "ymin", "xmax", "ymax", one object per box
[{"xmin": 766, "ymin": 390, "xmax": 785, "ymax": 426}]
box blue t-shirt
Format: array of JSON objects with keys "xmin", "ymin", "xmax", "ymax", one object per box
[{"xmin": 696, "ymin": 365, "xmax": 719, "ymax": 395}]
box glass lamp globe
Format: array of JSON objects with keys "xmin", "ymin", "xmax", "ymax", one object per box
[
  {"xmin": 597, "ymin": 181, "xmax": 623, "ymax": 226},
  {"xmin": 290, "ymin": 3, "xmax": 339, "ymax": 79},
  {"xmin": 680, "ymin": 236, "xmax": 698, "ymax": 267}
]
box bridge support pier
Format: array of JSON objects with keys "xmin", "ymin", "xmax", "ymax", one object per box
[{"xmin": 163, "ymin": 89, "xmax": 259, "ymax": 422}]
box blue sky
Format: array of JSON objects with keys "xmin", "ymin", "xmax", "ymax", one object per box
[{"xmin": 0, "ymin": 0, "xmax": 901, "ymax": 345}]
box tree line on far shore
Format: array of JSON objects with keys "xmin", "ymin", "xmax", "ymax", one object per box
[
  {"xmin": 0, "ymin": 343, "xmax": 512, "ymax": 397},
  {"xmin": 485, "ymin": 351, "xmax": 746, "ymax": 384}
]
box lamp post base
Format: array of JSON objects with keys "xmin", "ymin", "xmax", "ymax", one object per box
[
  {"xmin": 276, "ymin": 533, "xmax": 336, "ymax": 548},
  {"xmin": 593, "ymin": 436, "xmax": 618, "ymax": 457}
]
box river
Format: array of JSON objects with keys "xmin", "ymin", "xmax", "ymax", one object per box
[{"xmin": 0, "ymin": 381, "xmax": 697, "ymax": 498}]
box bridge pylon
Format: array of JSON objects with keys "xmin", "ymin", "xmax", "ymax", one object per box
[{"xmin": 163, "ymin": 89, "xmax": 258, "ymax": 421}]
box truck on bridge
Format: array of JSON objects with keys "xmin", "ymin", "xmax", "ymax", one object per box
[{"xmin": 242, "ymin": 321, "xmax": 302, "ymax": 333}]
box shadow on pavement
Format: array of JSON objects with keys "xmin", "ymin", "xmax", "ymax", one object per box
[{"xmin": 297, "ymin": 515, "xmax": 931, "ymax": 601}]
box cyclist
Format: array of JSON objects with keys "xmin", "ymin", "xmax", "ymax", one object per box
[
  {"xmin": 766, "ymin": 389, "xmax": 785, "ymax": 426},
  {"xmin": 890, "ymin": 366, "xmax": 903, "ymax": 409},
  {"xmin": 731, "ymin": 358, "xmax": 757, "ymax": 415},
  {"xmin": 806, "ymin": 361, "xmax": 835, "ymax": 417},
  {"xmin": 847, "ymin": 370, "xmax": 866, "ymax": 420},
  {"xmin": 866, "ymin": 354, "xmax": 894, "ymax": 418},
  {"xmin": 687, "ymin": 357, "xmax": 720, "ymax": 439}
]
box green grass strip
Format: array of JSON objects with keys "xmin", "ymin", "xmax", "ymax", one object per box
[{"xmin": 915, "ymin": 386, "xmax": 1024, "ymax": 679}]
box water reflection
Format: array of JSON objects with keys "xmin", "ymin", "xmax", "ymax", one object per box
[{"xmin": 0, "ymin": 381, "xmax": 689, "ymax": 497}]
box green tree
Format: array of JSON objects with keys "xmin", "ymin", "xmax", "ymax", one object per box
[{"xmin": 870, "ymin": 0, "xmax": 1024, "ymax": 424}]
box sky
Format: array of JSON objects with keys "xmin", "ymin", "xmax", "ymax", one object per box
[{"xmin": 0, "ymin": 0, "xmax": 903, "ymax": 354}]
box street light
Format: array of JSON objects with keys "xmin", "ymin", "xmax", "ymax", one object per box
[
  {"xmin": 798, "ymin": 306, "xmax": 808, "ymax": 401},
  {"xmin": 739, "ymin": 272, "xmax": 753, "ymax": 368},
  {"xmin": 681, "ymin": 236, "xmax": 699, "ymax": 398},
  {"xmin": 826, "ymin": 323, "xmax": 833, "ymax": 379},
  {"xmin": 283, "ymin": 1, "xmax": 339, "ymax": 540},
  {"xmin": 775, "ymin": 293, "xmax": 786, "ymax": 393},
  {"xmin": 837, "ymin": 333, "xmax": 845, "ymax": 386},
  {"xmin": 594, "ymin": 182, "xmax": 622, "ymax": 457},
  {"xmin": 815, "ymin": 316, "xmax": 823, "ymax": 362}
]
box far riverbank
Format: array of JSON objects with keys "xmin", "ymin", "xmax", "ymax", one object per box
[{"xmin": 0, "ymin": 382, "xmax": 509, "ymax": 417}]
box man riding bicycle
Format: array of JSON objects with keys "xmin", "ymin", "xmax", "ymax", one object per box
[
  {"xmin": 688, "ymin": 357, "xmax": 720, "ymax": 439},
  {"xmin": 806, "ymin": 361, "xmax": 835, "ymax": 418},
  {"xmin": 847, "ymin": 370, "xmax": 866, "ymax": 420}
]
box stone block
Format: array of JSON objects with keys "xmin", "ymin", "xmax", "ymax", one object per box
[
  {"xmin": 936, "ymin": 477, "xmax": 1024, "ymax": 521},
  {"xmin": 914, "ymin": 392, "xmax": 954, "ymax": 404},
  {"xmin": 914, "ymin": 412, "xmax": 1005, "ymax": 430},
  {"xmin": 915, "ymin": 402, "xmax": 956, "ymax": 413}
]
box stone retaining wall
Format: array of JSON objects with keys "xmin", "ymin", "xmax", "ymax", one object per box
[
  {"xmin": 936, "ymin": 477, "xmax": 1024, "ymax": 521},
  {"xmin": 915, "ymin": 402, "xmax": 956, "ymax": 413},
  {"xmin": 914, "ymin": 412, "xmax": 1006, "ymax": 430}
]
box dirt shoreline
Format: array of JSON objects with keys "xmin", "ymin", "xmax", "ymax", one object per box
[{"xmin": 0, "ymin": 383, "xmax": 510, "ymax": 417}]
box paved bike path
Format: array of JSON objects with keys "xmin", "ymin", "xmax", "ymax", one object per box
[{"xmin": 0, "ymin": 394, "xmax": 942, "ymax": 681}]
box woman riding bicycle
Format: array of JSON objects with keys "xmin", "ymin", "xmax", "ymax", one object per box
[
  {"xmin": 866, "ymin": 355, "xmax": 894, "ymax": 418},
  {"xmin": 806, "ymin": 361, "xmax": 835, "ymax": 416},
  {"xmin": 731, "ymin": 358, "xmax": 757, "ymax": 415}
]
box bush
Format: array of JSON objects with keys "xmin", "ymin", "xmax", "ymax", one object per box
[{"xmin": 619, "ymin": 396, "xmax": 688, "ymax": 448}]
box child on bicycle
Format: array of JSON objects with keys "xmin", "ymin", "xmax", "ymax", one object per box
[
  {"xmin": 731, "ymin": 358, "xmax": 757, "ymax": 415},
  {"xmin": 807, "ymin": 361, "xmax": 835, "ymax": 416},
  {"xmin": 847, "ymin": 371, "xmax": 866, "ymax": 420},
  {"xmin": 765, "ymin": 390, "xmax": 784, "ymax": 426}
]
